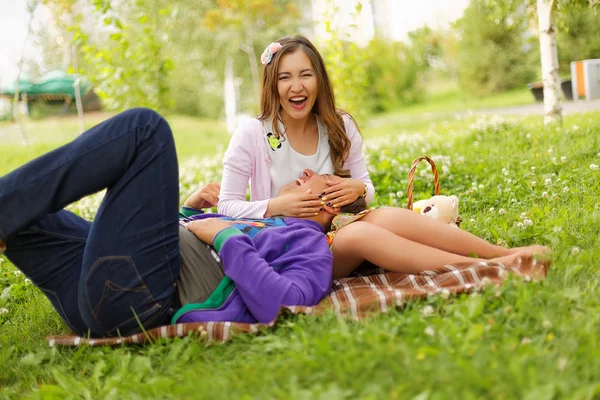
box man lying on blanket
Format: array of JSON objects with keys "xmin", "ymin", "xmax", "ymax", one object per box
[
  {"xmin": 171, "ymin": 177, "xmax": 367, "ymax": 326},
  {"xmin": 0, "ymin": 109, "xmax": 364, "ymax": 338}
]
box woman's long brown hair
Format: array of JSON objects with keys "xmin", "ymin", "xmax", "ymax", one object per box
[{"xmin": 257, "ymin": 35, "xmax": 357, "ymax": 178}]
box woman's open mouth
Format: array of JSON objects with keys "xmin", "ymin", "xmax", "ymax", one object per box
[{"xmin": 289, "ymin": 96, "xmax": 307, "ymax": 110}]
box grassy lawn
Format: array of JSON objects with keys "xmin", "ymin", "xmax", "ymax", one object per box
[{"xmin": 1, "ymin": 108, "xmax": 599, "ymax": 398}]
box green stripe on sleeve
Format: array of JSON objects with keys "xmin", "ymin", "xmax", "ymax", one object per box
[{"xmin": 213, "ymin": 227, "xmax": 244, "ymax": 252}]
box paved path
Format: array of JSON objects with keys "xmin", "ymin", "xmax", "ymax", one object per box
[{"xmin": 471, "ymin": 99, "xmax": 600, "ymax": 116}]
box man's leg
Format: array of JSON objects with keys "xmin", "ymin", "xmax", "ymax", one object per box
[
  {"xmin": 78, "ymin": 110, "xmax": 181, "ymax": 337},
  {"xmin": 0, "ymin": 108, "xmax": 181, "ymax": 337},
  {"xmin": 4, "ymin": 211, "xmax": 90, "ymax": 335}
]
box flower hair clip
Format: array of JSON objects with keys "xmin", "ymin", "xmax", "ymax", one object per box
[{"xmin": 261, "ymin": 42, "xmax": 283, "ymax": 65}]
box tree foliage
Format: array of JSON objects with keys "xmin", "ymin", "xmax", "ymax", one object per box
[
  {"xmin": 456, "ymin": 0, "xmax": 538, "ymax": 96},
  {"xmin": 556, "ymin": 4, "xmax": 600, "ymax": 74}
]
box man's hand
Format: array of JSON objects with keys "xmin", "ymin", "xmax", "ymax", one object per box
[
  {"xmin": 185, "ymin": 218, "xmax": 233, "ymax": 245},
  {"xmin": 321, "ymin": 177, "xmax": 365, "ymax": 208},
  {"xmin": 184, "ymin": 182, "xmax": 220, "ymax": 210}
]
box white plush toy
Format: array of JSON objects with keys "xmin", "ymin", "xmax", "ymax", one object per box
[{"xmin": 411, "ymin": 195, "xmax": 461, "ymax": 228}]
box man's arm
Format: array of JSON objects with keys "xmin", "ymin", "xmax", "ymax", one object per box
[{"xmin": 183, "ymin": 182, "xmax": 220, "ymax": 210}]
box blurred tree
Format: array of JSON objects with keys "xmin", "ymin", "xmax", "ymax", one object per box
[
  {"xmin": 319, "ymin": 0, "xmax": 370, "ymax": 118},
  {"xmin": 535, "ymin": 0, "xmax": 599, "ymax": 125},
  {"xmin": 407, "ymin": 27, "xmax": 444, "ymax": 70},
  {"xmin": 557, "ymin": 3, "xmax": 600, "ymax": 74},
  {"xmin": 364, "ymin": 38, "xmax": 425, "ymax": 113},
  {"xmin": 456, "ymin": 0, "xmax": 537, "ymax": 96},
  {"xmin": 201, "ymin": 0, "xmax": 307, "ymax": 112},
  {"xmin": 42, "ymin": 0, "xmax": 175, "ymax": 112},
  {"xmin": 536, "ymin": 0, "xmax": 562, "ymax": 125}
]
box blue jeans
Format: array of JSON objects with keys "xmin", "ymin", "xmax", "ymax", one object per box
[{"xmin": 0, "ymin": 108, "xmax": 181, "ymax": 337}]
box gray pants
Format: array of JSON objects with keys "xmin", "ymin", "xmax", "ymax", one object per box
[{"xmin": 177, "ymin": 225, "xmax": 225, "ymax": 305}]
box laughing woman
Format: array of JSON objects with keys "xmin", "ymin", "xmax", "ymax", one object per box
[{"xmin": 212, "ymin": 35, "xmax": 374, "ymax": 219}]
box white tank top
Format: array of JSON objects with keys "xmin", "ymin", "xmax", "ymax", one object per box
[{"xmin": 263, "ymin": 116, "xmax": 334, "ymax": 196}]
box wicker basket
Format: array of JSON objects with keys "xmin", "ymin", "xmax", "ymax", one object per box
[{"xmin": 406, "ymin": 155, "xmax": 461, "ymax": 227}]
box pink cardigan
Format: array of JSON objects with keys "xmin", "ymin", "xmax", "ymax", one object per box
[{"xmin": 218, "ymin": 114, "xmax": 375, "ymax": 218}]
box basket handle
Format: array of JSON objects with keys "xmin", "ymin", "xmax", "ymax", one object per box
[{"xmin": 407, "ymin": 155, "xmax": 440, "ymax": 210}]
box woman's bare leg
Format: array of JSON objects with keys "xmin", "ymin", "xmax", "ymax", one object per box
[
  {"xmin": 330, "ymin": 221, "xmax": 524, "ymax": 279},
  {"xmin": 361, "ymin": 207, "xmax": 528, "ymax": 259}
]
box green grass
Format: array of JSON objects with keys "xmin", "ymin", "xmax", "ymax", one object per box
[
  {"xmin": 1, "ymin": 109, "xmax": 600, "ymax": 399},
  {"xmin": 363, "ymin": 86, "xmax": 535, "ymax": 138}
]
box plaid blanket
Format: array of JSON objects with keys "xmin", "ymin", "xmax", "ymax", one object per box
[{"xmin": 47, "ymin": 257, "xmax": 547, "ymax": 347}]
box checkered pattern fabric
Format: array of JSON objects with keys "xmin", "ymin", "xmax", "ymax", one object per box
[{"xmin": 47, "ymin": 257, "xmax": 547, "ymax": 347}]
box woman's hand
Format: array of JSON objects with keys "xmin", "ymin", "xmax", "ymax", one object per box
[
  {"xmin": 184, "ymin": 182, "xmax": 221, "ymax": 210},
  {"xmin": 321, "ymin": 177, "xmax": 365, "ymax": 208},
  {"xmin": 265, "ymin": 189, "xmax": 323, "ymax": 217}
]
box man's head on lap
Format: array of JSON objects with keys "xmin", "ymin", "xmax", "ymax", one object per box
[{"xmin": 278, "ymin": 169, "xmax": 367, "ymax": 221}]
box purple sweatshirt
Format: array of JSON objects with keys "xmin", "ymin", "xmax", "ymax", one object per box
[{"xmin": 172, "ymin": 214, "xmax": 333, "ymax": 325}]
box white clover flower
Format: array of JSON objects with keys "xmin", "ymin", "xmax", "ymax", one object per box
[
  {"xmin": 553, "ymin": 226, "xmax": 562, "ymax": 233},
  {"xmin": 396, "ymin": 191, "xmax": 404, "ymax": 198},
  {"xmin": 13, "ymin": 270, "xmax": 21, "ymax": 277},
  {"xmin": 505, "ymin": 179, "xmax": 512, "ymax": 184},
  {"xmin": 521, "ymin": 337, "xmax": 532, "ymax": 345},
  {"xmin": 557, "ymin": 358, "xmax": 568, "ymax": 371},
  {"xmin": 24, "ymin": 278, "xmax": 32, "ymax": 285},
  {"xmin": 511, "ymin": 198, "xmax": 517, "ymax": 203},
  {"xmin": 481, "ymin": 277, "xmax": 493, "ymax": 287},
  {"xmin": 516, "ymin": 222, "xmax": 524, "ymax": 229},
  {"xmin": 531, "ymin": 181, "xmax": 536, "ymax": 187},
  {"xmin": 0, "ymin": 308, "xmax": 8, "ymax": 314},
  {"xmin": 498, "ymin": 269, "xmax": 509, "ymax": 279},
  {"xmin": 551, "ymin": 157, "xmax": 558, "ymax": 164},
  {"xmin": 501, "ymin": 168, "xmax": 509, "ymax": 176},
  {"xmin": 421, "ymin": 305, "xmax": 435, "ymax": 316},
  {"xmin": 560, "ymin": 156, "xmax": 567, "ymax": 163},
  {"xmin": 440, "ymin": 289, "xmax": 451, "ymax": 299},
  {"xmin": 478, "ymin": 184, "xmax": 484, "ymax": 189},
  {"xmin": 521, "ymin": 212, "xmax": 528, "ymax": 218},
  {"xmin": 498, "ymin": 208, "xmax": 505, "ymax": 215},
  {"xmin": 523, "ymin": 219, "xmax": 534, "ymax": 227},
  {"xmin": 548, "ymin": 148, "xmax": 554, "ymax": 154},
  {"xmin": 542, "ymin": 320, "xmax": 552, "ymax": 329},
  {"xmin": 424, "ymin": 326, "xmax": 436, "ymax": 337},
  {"xmin": 526, "ymin": 133, "xmax": 531, "ymax": 139},
  {"xmin": 572, "ymin": 125, "xmax": 579, "ymax": 131},
  {"xmin": 489, "ymin": 207, "xmax": 495, "ymax": 212},
  {"xmin": 542, "ymin": 192, "xmax": 549, "ymax": 198},
  {"xmin": 590, "ymin": 164, "xmax": 599, "ymax": 171},
  {"xmin": 531, "ymin": 166, "xmax": 536, "ymax": 171},
  {"xmin": 470, "ymin": 218, "xmax": 476, "ymax": 223},
  {"xmin": 571, "ymin": 247, "xmax": 580, "ymax": 255},
  {"xmin": 544, "ymin": 178, "xmax": 552, "ymax": 185},
  {"xmin": 563, "ymin": 186, "xmax": 569, "ymax": 193}
]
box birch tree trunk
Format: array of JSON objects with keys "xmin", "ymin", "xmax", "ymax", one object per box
[{"xmin": 537, "ymin": 0, "xmax": 562, "ymax": 125}]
